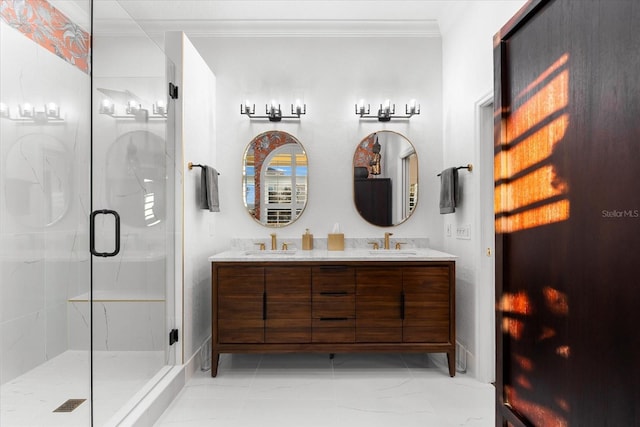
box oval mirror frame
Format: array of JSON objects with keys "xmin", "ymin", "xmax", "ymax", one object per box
[
  {"xmin": 242, "ymin": 130, "xmax": 309, "ymax": 227},
  {"xmin": 353, "ymin": 130, "xmax": 418, "ymax": 227}
]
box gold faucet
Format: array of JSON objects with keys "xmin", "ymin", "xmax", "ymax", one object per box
[
  {"xmin": 368, "ymin": 241, "xmax": 379, "ymax": 250},
  {"xmin": 254, "ymin": 242, "xmax": 266, "ymax": 251},
  {"xmin": 270, "ymin": 233, "xmax": 277, "ymax": 250},
  {"xmin": 384, "ymin": 232, "xmax": 393, "ymax": 250},
  {"xmin": 281, "ymin": 242, "xmax": 290, "ymax": 250}
]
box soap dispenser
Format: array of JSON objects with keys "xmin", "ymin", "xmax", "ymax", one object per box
[{"xmin": 302, "ymin": 228, "xmax": 314, "ymax": 250}]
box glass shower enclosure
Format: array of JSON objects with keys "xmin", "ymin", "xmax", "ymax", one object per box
[{"xmin": 0, "ymin": 0, "xmax": 177, "ymax": 425}]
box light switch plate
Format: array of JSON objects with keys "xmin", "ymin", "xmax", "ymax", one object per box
[{"xmin": 456, "ymin": 224, "xmax": 471, "ymax": 240}]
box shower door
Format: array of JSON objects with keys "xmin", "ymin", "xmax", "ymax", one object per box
[
  {"xmin": 0, "ymin": 0, "xmax": 93, "ymax": 425},
  {"xmin": 1, "ymin": 0, "xmax": 176, "ymax": 424},
  {"xmin": 89, "ymin": 1, "xmax": 177, "ymax": 424}
]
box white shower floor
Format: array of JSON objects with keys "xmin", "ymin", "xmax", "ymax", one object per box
[{"xmin": 1, "ymin": 350, "xmax": 165, "ymax": 426}]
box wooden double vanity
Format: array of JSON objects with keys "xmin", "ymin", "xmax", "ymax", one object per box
[{"xmin": 210, "ymin": 249, "xmax": 456, "ymax": 377}]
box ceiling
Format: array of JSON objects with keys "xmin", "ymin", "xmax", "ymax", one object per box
[{"xmin": 51, "ymin": 0, "xmax": 491, "ymax": 38}]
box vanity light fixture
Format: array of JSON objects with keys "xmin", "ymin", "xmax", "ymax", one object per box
[
  {"xmin": 0, "ymin": 102, "xmax": 10, "ymax": 118},
  {"xmin": 240, "ymin": 99, "xmax": 306, "ymax": 122},
  {"xmin": 0, "ymin": 102, "xmax": 64, "ymax": 123},
  {"xmin": 355, "ymin": 99, "xmax": 421, "ymax": 121},
  {"xmin": 45, "ymin": 102, "xmax": 61, "ymax": 119},
  {"xmin": 19, "ymin": 103, "xmax": 35, "ymax": 118},
  {"xmin": 98, "ymin": 98, "xmax": 166, "ymax": 121},
  {"xmin": 152, "ymin": 100, "xmax": 167, "ymax": 116},
  {"xmin": 99, "ymin": 99, "xmax": 115, "ymax": 115},
  {"xmin": 125, "ymin": 100, "xmax": 141, "ymax": 115}
]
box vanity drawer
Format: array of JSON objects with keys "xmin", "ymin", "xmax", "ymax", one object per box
[
  {"xmin": 312, "ymin": 318, "xmax": 355, "ymax": 343},
  {"xmin": 312, "ymin": 294, "xmax": 355, "ymax": 318},
  {"xmin": 312, "ymin": 266, "xmax": 355, "ymax": 294}
]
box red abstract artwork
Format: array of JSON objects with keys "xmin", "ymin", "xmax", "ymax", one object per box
[{"xmin": 1, "ymin": 0, "xmax": 90, "ymax": 74}]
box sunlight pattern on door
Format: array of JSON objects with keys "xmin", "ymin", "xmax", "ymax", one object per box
[
  {"xmin": 495, "ymin": 54, "xmax": 571, "ymax": 234},
  {"xmin": 496, "ymin": 53, "xmax": 573, "ymax": 427}
]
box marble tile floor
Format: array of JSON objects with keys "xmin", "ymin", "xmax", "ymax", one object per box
[
  {"xmin": 1, "ymin": 350, "xmax": 165, "ymax": 427},
  {"xmin": 155, "ymin": 353, "xmax": 494, "ymax": 427}
]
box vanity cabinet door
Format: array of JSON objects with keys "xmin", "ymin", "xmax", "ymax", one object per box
[
  {"xmin": 312, "ymin": 266, "xmax": 356, "ymax": 343},
  {"xmin": 356, "ymin": 267, "xmax": 402, "ymax": 342},
  {"xmin": 265, "ymin": 267, "xmax": 311, "ymax": 343},
  {"xmin": 402, "ymin": 267, "xmax": 451, "ymax": 343},
  {"xmin": 217, "ymin": 267, "xmax": 265, "ymax": 343}
]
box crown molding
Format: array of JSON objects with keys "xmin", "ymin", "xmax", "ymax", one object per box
[{"xmin": 93, "ymin": 19, "xmax": 441, "ymax": 38}]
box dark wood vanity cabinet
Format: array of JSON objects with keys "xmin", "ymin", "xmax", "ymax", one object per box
[
  {"xmin": 217, "ymin": 266, "xmax": 311, "ymax": 344},
  {"xmin": 212, "ymin": 260, "xmax": 455, "ymax": 377},
  {"xmin": 356, "ymin": 267, "xmax": 451, "ymax": 344}
]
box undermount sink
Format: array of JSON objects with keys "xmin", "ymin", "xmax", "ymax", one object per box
[
  {"xmin": 244, "ymin": 249, "xmax": 298, "ymax": 255},
  {"xmin": 368, "ymin": 249, "xmax": 418, "ymax": 256}
]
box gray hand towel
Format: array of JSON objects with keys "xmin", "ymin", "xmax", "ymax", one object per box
[
  {"xmin": 200, "ymin": 166, "xmax": 220, "ymax": 212},
  {"xmin": 439, "ymin": 167, "xmax": 458, "ymax": 214}
]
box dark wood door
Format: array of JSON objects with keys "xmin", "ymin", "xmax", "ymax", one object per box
[
  {"xmin": 217, "ymin": 266, "xmax": 265, "ymax": 343},
  {"xmin": 495, "ymin": 1, "xmax": 640, "ymax": 426},
  {"xmin": 265, "ymin": 266, "xmax": 311, "ymax": 343},
  {"xmin": 356, "ymin": 267, "xmax": 402, "ymax": 342}
]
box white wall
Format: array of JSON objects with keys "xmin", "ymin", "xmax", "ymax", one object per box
[
  {"xmin": 165, "ymin": 32, "xmax": 217, "ymax": 364},
  {"xmin": 190, "ymin": 36, "xmax": 443, "ymax": 249},
  {"xmin": 440, "ymin": 0, "xmax": 526, "ymax": 381}
]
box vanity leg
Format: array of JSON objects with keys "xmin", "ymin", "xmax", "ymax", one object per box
[
  {"xmin": 211, "ymin": 351, "xmax": 220, "ymax": 377},
  {"xmin": 446, "ymin": 350, "xmax": 456, "ymax": 377}
]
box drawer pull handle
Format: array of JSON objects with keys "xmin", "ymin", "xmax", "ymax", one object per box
[
  {"xmin": 320, "ymin": 291, "xmax": 348, "ymax": 296},
  {"xmin": 319, "ymin": 266, "xmax": 349, "ymax": 271},
  {"xmin": 320, "ymin": 317, "xmax": 348, "ymax": 321},
  {"xmin": 263, "ymin": 292, "xmax": 267, "ymax": 320}
]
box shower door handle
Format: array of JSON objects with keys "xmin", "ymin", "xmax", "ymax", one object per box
[{"xmin": 90, "ymin": 209, "xmax": 121, "ymax": 257}]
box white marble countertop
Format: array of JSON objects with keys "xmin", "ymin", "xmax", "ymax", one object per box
[{"xmin": 209, "ymin": 248, "xmax": 456, "ymax": 262}]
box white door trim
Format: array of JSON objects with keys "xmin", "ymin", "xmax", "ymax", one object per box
[{"xmin": 473, "ymin": 90, "xmax": 495, "ymax": 383}]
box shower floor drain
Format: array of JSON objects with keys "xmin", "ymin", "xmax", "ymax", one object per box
[{"xmin": 53, "ymin": 398, "xmax": 86, "ymax": 413}]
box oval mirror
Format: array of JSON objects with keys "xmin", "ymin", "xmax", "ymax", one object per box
[
  {"xmin": 105, "ymin": 130, "xmax": 166, "ymax": 227},
  {"xmin": 243, "ymin": 131, "xmax": 308, "ymax": 227},
  {"xmin": 353, "ymin": 130, "xmax": 418, "ymax": 226},
  {"xmin": 4, "ymin": 133, "xmax": 72, "ymax": 227}
]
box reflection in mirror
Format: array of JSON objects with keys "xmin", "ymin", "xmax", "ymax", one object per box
[
  {"xmin": 243, "ymin": 131, "xmax": 308, "ymax": 227},
  {"xmin": 4, "ymin": 134, "xmax": 72, "ymax": 227},
  {"xmin": 353, "ymin": 130, "xmax": 418, "ymax": 226},
  {"xmin": 106, "ymin": 130, "xmax": 166, "ymax": 227}
]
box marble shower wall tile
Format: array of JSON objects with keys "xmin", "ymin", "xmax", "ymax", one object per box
[
  {"xmin": 1, "ymin": 9, "xmax": 91, "ymax": 383},
  {"xmin": 68, "ymin": 301, "xmax": 164, "ymax": 351}
]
